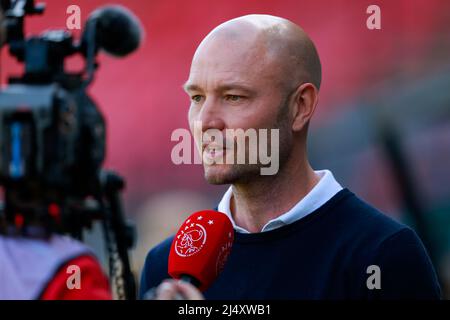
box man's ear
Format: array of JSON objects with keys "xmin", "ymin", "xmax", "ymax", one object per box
[{"xmin": 290, "ymin": 83, "xmax": 319, "ymax": 132}]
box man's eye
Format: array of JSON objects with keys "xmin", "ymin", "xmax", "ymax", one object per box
[
  {"xmin": 225, "ymin": 95, "xmax": 243, "ymax": 102},
  {"xmin": 191, "ymin": 95, "xmax": 203, "ymax": 103}
]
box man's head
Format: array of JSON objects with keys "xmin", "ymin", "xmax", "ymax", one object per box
[{"xmin": 184, "ymin": 14, "xmax": 321, "ymax": 185}]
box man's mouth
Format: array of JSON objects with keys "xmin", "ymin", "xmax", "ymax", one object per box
[
  {"xmin": 206, "ymin": 148, "xmax": 224, "ymax": 158},
  {"xmin": 203, "ymin": 144, "xmax": 227, "ymax": 161}
]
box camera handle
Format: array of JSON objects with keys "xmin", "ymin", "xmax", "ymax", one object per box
[{"xmin": 99, "ymin": 170, "xmax": 136, "ymax": 300}]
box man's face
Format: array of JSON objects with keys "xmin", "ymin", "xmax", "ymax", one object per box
[{"xmin": 185, "ymin": 35, "xmax": 292, "ymax": 184}]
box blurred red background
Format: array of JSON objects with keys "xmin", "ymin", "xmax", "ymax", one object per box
[
  {"xmin": 2, "ymin": 0, "xmax": 449, "ymax": 213},
  {"xmin": 2, "ymin": 0, "xmax": 450, "ymax": 294}
]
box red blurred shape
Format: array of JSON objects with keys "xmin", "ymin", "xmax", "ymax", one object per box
[{"xmin": 168, "ymin": 210, "xmax": 234, "ymax": 292}]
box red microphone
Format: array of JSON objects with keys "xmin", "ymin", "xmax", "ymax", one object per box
[{"xmin": 168, "ymin": 210, "xmax": 234, "ymax": 292}]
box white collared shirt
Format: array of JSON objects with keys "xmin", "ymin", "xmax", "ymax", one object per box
[{"xmin": 217, "ymin": 169, "xmax": 343, "ymax": 233}]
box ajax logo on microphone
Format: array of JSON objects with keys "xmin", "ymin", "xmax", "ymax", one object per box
[{"xmin": 175, "ymin": 216, "xmax": 210, "ymax": 257}]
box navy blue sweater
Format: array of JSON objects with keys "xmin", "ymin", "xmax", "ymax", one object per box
[{"xmin": 139, "ymin": 189, "xmax": 441, "ymax": 299}]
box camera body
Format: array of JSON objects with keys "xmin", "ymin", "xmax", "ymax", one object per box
[
  {"xmin": 0, "ymin": 0, "xmax": 108, "ymax": 232},
  {"xmin": 0, "ymin": 0, "xmax": 141, "ymax": 299},
  {"xmin": 0, "ymin": 84, "xmax": 105, "ymax": 222}
]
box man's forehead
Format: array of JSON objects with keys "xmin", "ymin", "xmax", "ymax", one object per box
[
  {"xmin": 193, "ymin": 44, "xmax": 266, "ymax": 69},
  {"xmin": 185, "ymin": 49, "xmax": 277, "ymax": 91},
  {"xmin": 183, "ymin": 70, "xmax": 257, "ymax": 92}
]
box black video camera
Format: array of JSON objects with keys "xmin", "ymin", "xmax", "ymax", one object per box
[{"xmin": 0, "ymin": 0, "xmax": 142, "ymax": 299}]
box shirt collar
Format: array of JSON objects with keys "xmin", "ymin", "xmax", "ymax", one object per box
[{"xmin": 217, "ymin": 169, "xmax": 343, "ymax": 233}]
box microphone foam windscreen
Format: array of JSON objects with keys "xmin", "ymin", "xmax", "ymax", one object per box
[
  {"xmin": 88, "ymin": 5, "xmax": 143, "ymax": 57},
  {"xmin": 168, "ymin": 210, "xmax": 234, "ymax": 292}
]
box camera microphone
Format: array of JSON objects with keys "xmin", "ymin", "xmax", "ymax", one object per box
[{"xmin": 83, "ymin": 4, "xmax": 144, "ymax": 57}]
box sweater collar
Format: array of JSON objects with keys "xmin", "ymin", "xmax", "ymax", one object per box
[{"xmin": 217, "ymin": 169, "xmax": 343, "ymax": 233}]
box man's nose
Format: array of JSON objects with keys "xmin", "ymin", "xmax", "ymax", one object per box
[{"xmin": 198, "ymin": 97, "xmax": 225, "ymax": 132}]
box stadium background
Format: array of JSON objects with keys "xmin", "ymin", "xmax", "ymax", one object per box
[{"xmin": 2, "ymin": 0, "xmax": 450, "ymax": 298}]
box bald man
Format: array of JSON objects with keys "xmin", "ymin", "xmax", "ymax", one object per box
[{"xmin": 141, "ymin": 15, "xmax": 441, "ymax": 299}]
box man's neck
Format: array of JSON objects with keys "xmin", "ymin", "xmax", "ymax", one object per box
[{"xmin": 230, "ymin": 156, "xmax": 320, "ymax": 233}]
